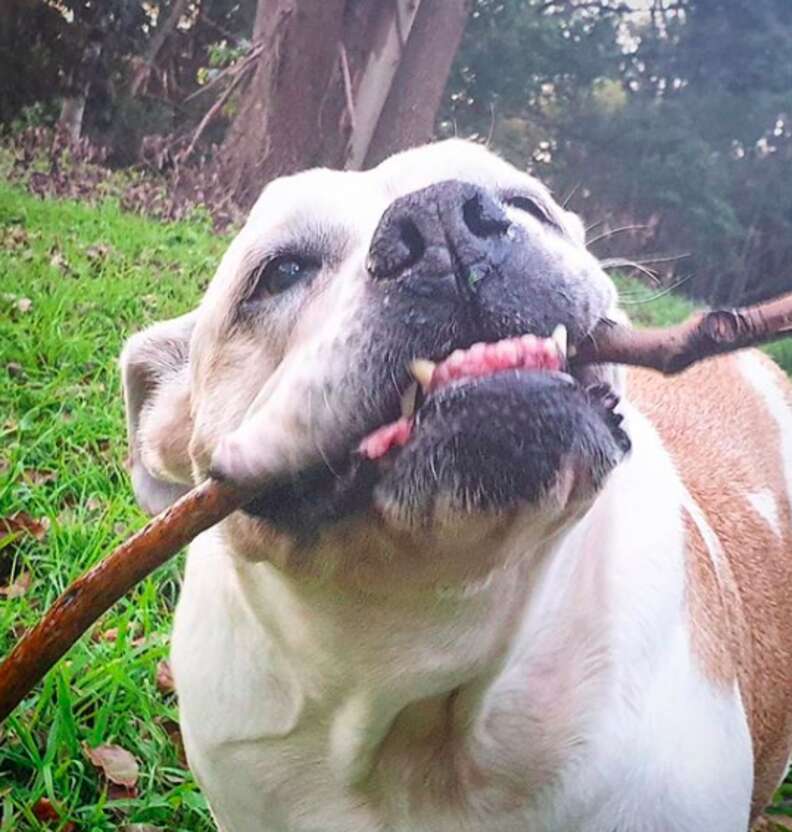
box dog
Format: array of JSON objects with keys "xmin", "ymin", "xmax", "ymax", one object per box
[{"xmin": 121, "ymin": 139, "xmax": 792, "ymax": 831}]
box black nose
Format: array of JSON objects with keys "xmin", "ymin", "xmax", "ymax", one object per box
[{"xmin": 367, "ymin": 180, "xmax": 511, "ymax": 284}]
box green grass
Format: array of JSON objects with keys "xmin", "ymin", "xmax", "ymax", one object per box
[
  {"xmin": 0, "ymin": 184, "xmax": 790, "ymax": 829},
  {"xmin": 0, "ymin": 184, "xmax": 224, "ymax": 831}
]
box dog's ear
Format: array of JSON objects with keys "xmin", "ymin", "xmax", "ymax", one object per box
[{"xmin": 120, "ymin": 312, "xmax": 197, "ymax": 516}]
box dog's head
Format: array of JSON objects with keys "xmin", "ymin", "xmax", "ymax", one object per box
[{"xmin": 121, "ymin": 140, "xmax": 629, "ymax": 588}]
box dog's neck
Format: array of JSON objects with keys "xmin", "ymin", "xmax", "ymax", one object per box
[{"xmin": 221, "ymin": 493, "xmax": 615, "ymax": 788}]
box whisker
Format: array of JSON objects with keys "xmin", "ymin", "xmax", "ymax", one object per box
[
  {"xmin": 561, "ymin": 182, "xmax": 581, "ymax": 209},
  {"xmin": 619, "ymin": 274, "xmax": 697, "ymax": 305},
  {"xmin": 587, "ymin": 225, "xmax": 650, "ymax": 247}
]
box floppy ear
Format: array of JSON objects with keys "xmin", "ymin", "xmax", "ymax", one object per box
[{"xmin": 120, "ymin": 312, "xmax": 197, "ymax": 516}]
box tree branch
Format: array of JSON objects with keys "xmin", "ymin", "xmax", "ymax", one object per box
[
  {"xmin": 1, "ymin": 291, "xmax": 791, "ymax": 723},
  {"xmin": 574, "ymin": 291, "xmax": 792, "ymax": 374}
]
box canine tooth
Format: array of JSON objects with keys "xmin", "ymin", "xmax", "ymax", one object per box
[
  {"xmin": 551, "ymin": 324, "xmax": 568, "ymax": 357},
  {"xmin": 401, "ymin": 382, "xmax": 418, "ymax": 419},
  {"xmin": 410, "ymin": 359, "xmax": 436, "ymax": 392}
]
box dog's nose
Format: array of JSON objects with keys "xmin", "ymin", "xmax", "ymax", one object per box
[{"xmin": 367, "ymin": 180, "xmax": 510, "ymax": 284}]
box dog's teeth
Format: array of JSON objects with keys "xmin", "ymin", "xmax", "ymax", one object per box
[
  {"xmin": 410, "ymin": 359, "xmax": 436, "ymax": 392},
  {"xmin": 401, "ymin": 382, "xmax": 419, "ymax": 419},
  {"xmin": 551, "ymin": 324, "xmax": 568, "ymax": 358}
]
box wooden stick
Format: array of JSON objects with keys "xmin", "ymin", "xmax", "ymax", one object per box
[
  {"xmin": 574, "ymin": 291, "xmax": 792, "ymax": 374},
  {"xmin": 1, "ymin": 290, "xmax": 791, "ymax": 724},
  {"xmin": 0, "ymin": 479, "xmax": 249, "ymax": 722}
]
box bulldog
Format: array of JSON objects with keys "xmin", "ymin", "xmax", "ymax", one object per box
[{"xmin": 121, "ymin": 139, "xmax": 792, "ymax": 831}]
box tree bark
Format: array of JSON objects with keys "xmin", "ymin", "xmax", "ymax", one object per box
[
  {"xmin": 363, "ymin": 0, "xmax": 470, "ymax": 169},
  {"xmin": 217, "ymin": 0, "xmax": 471, "ymax": 210},
  {"xmin": 217, "ymin": 0, "xmax": 349, "ymax": 210},
  {"xmin": 130, "ymin": 0, "xmax": 191, "ymax": 97},
  {"xmin": 58, "ymin": 36, "xmax": 103, "ymax": 141}
]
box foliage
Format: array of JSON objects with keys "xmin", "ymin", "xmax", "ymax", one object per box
[{"xmin": 445, "ymin": 0, "xmax": 792, "ymax": 307}]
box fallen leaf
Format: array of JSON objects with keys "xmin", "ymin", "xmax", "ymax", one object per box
[
  {"xmin": 93, "ymin": 626, "xmax": 119, "ymax": 642},
  {"xmin": 0, "ymin": 571, "xmax": 32, "ymax": 598},
  {"xmin": 16, "ymin": 297, "xmax": 33, "ymax": 313},
  {"xmin": 22, "ymin": 468, "xmax": 57, "ymax": 486},
  {"xmin": 49, "ymin": 251, "xmax": 68, "ymax": 271},
  {"xmin": 6, "ymin": 361, "xmax": 24, "ymax": 378},
  {"xmin": 85, "ymin": 243, "xmax": 112, "ymax": 261},
  {"xmin": 155, "ymin": 659, "xmax": 175, "ymax": 695},
  {"xmin": 31, "ymin": 796, "xmax": 59, "ymax": 822},
  {"xmin": 83, "ymin": 743, "xmax": 140, "ymax": 788},
  {"xmin": 85, "ymin": 496, "xmax": 103, "ymax": 513},
  {"xmin": 108, "ymin": 782, "xmax": 138, "ymax": 801},
  {"xmin": 0, "ymin": 513, "xmax": 49, "ymax": 548},
  {"xmin": 158, "ymin": 718, "xmax": 187, "ymax": 766},
  {"xmin": 114, "ymin": 521, "xmax": 128, "ymax": 536}
]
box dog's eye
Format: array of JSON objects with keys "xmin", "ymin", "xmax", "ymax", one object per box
[
  {"xmin": 504, "ymin": 195, "xmax": 554, "ymax": 227},
  {"xmin": 250, "ymin": 254, "xmax": 320, "ymax": 298}
]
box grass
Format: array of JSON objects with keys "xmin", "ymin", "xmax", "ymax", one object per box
[
  {"xmin": 0, "ymin": 183, "xmax": 224, "ymax": 831},
  {"xmin": 0, "ymin": 183, "xmax": 790, "ymax": 829}
]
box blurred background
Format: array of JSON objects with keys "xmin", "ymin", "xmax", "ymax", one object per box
[{"xmin": 3, "ymin": 0, "xmax": 791, "ymax": 307}]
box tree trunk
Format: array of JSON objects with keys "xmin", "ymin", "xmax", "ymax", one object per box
[
  {"xmin": 363, "ymin": 0, "xmax": 470, "ymax": 169},
  {"xmin": 218, "ymin": 0, "xmax": 470, "ymax": 210},
  {"xmin": 217, "ymin": 0, "xmax": 348, "ymax": 210},
  {"xmin": 130, "ymin": 0, "xmax": 190, "ymax": 97},
  {"xmin": 58, "ymin": 36, "xmax": 103, "ymax": 141}
]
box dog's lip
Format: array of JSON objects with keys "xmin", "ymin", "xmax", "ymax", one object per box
[{"xmin": 358, "ymin": 330, "xmax": 568, "ymax": 461}]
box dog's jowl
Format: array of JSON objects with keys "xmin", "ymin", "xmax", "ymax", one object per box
[{"xmin": 121, "ymin": 140, "xmax": 792, "ymax": 832}]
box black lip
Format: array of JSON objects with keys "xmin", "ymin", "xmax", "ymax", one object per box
[{"xmin": 241, "ymin": 363, "xmax": 627, "ymax": 541}]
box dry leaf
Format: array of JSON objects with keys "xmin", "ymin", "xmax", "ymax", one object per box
[
  {"xmin": 83, "ymin": 743, "xmax": 140, "ymax": 788},
  {"xmin": 0, "ymin": 513, "xmax": 49, "ymax": 549},
  {"xmin": 0, "ymin": 571, "xmax": 32, "ymax": 598},
  {"xmin": 6, "ymin": 361, "xmax": 24, "ymax": 378},
  {"xmin": 158, "ymin": 718, "xmax": 187, "ymax": 766},
  {"xmin": 16, "ymin": 297, "xmax": 33, "ymax": 313},
  {"xmin": 49, "ymin": 251, "xmax": 68, "ymax": 271},
  {"xmin": 85, "ymin": 243, "xmax": 112, "ymax": 261},
  {"xmin": 31, "ymin": 796, "xmax": 59, "ymax": 822},
  {"xmin": 22, "ymin": 468, "xmax": 57, "ymax": 486},
  {"xmin": 155, "ymin": 659, "xmax": 175, "ymax": 695},
  {"xmin": 85, "ymin": 496, "xmax": 102, "ymax": 513},
  {"xmin": 107, "ymin": 782, "xmax": 138, "ymax": 801},
  {"xmin": 93, "ymin": 626, "xmax": 119, "ymax": 643}
]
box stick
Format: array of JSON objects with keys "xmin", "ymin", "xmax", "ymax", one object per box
[
  {"xmin": 0, "ymin": 479, "xmax": 249, "ymax": 722},
  {"xmin": 574, "ymin": 291, "xmax": 792, "ymax": 374},
  {"xmin": 1, "ymin": 291, "xmax": 791, "ymax": 723}
]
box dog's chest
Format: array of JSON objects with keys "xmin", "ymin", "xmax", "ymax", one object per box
[{"xmin": 170, "ymin": 532, "xmax": 619, "ymax": 832}]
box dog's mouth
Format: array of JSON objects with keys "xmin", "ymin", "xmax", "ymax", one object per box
[
  {"xmin": 243, "ymin": 326, "xmax": 630, "ymax": 539},
  {"xmin": 358, "ymin": 328, "xmax": 569, "ymax": 461}
]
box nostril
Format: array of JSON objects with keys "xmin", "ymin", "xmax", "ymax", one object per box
[
  {"xmin": 399, "ymin": 218, "xmax": 426, "ymax": 263},
  {"xmin": 462, "ymin": 194, "xmax": 510, "ymax": 239}
]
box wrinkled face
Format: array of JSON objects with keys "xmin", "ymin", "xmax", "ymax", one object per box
[{"xmin": 123, "ymin": 140, "xmax": 629, "ymax": 588}]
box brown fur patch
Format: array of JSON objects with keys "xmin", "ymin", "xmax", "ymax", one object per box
[{"xmin": 628, "ymin": 353, "xmax": 792, "ymax": 818}]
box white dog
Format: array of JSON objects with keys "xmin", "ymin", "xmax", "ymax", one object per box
[{"xmin": 121, "ymin": 140, "xmax": 792, "ymax": 831}]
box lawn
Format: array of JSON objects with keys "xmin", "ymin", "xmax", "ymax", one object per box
[{"xmin": 0, "ymin": 183, "xmax": 790, "ymax": 830}]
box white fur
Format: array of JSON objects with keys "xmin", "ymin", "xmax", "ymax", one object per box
[
  {"xmin": 120, "ymin": 140, "xmax": 762, "ymax": 830},
  {"xmin": 172, "ymin": 405, "xmax": 753, "ymax": 831}
]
